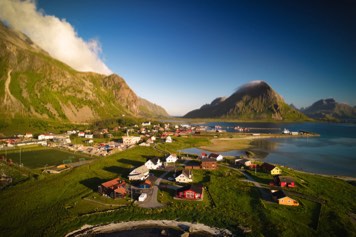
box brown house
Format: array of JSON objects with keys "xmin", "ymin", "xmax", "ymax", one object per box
[
  {"xmin": 201, "ymin": 158, "xmax": 217, "ymax": 170},
  {"xmin": 98, "ymin": 177, "xmax": 127, "ymax": 199}
]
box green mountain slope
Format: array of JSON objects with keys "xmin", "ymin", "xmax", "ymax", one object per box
[
  {"xmin": 0, "ymin": 22, "xmax": 168, "ymax": 123},
  {"xmin": 184, "ymin": 81, "xmax": 308, "ymax": 121}
]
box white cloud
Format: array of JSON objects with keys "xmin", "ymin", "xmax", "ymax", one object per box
[{"xmin": 0, "ymin": 0, "xmax": 112, "ymax": 75}]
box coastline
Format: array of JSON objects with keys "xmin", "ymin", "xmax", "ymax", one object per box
[
  {"xmin": 65, "ymin": 220, "xmax": 233, "ymax": 237},
  {"xmin": 199, "ymin": 133, "xmax": 319, "ymax": 152}
]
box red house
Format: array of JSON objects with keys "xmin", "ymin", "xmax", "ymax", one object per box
[
  {"xmin": 98, "ymin": 177, "xmax": 127, "ymax": 199},
  {"xmin": 176, "ymin": 184, "xmax": 203, "ymax": 200},
  {"xmin": 273, "ymin": 176, "xmax": 296, "ymax": 188}
]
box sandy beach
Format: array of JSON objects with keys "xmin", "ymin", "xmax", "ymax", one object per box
[
  {"xmin": 65, "ymin": 220, "xmax": 233, "ymax": 237},
  {"xmin": 200, "ymin": 133, "xmax": 319, "ymax": 152}
]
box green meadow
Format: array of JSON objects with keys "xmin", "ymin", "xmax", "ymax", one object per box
[
  {"xmin": 0, "ymin": 137, "xmax": 355, "ymax": 237},
  {"xmin": 0, "ymin": 147, "xmax": 89, "ymax": 169}
]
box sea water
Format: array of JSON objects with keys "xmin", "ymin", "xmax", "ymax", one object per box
[{"xmin": 184, "ymin": 122, "xmax": 356, "ymax": 177}]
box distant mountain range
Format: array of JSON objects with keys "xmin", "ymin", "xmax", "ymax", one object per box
[
  {"xmin": 0, "ymin": 22, "xmax": 168, "ymax": 123},
  {"xmin": 184, "ymin": 81, "xmax": 308, "ymax": 121},
  {"xmin": 301, "ymin": 98, "xmax": 356, "ymax": 121}
]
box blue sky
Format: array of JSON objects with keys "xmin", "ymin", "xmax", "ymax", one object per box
[{"xmin": 36, "ymin": 0, "xmax": 356, "ymax": 115}]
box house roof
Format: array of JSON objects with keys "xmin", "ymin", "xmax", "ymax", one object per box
[
  {"xmin": 271, "ymin": 190, "xmax": 286, "ymax": 199},
  {"xmin": 148, "ymin": 157, "xmax": 161, "ymax": 165},
  {"xmin": 261, "ymin": 162, "xmax": 276, "ymax": 171},
  {"xmin": 208, "ymin": 153, "xmax": 221, "ymax": 158},
  {"xmin": 278, "ymin": 176, "xmax": 294, "ymax": 183},
  {"xmin": 202, "ymin": 158, "xmax": 217, "ymax": 163},
  {"xmin": 101, "ymin": 178, "xmax": 126, "ymax": 188},
  {"xmin": 129, "ymin": 165, "xmax": 149, "ymax": 175},
  {"xmin": 177, "ymin": 184, "xmax": 203, "ymax": 194},
  {"xmin": 114, "ymin": 186, "xmax": 126, "ymax": 194}
]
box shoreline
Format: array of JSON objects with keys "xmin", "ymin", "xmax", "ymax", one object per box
[{"xmin": 65, "ymin": 220, "xmax": 233, "ymax": 237}]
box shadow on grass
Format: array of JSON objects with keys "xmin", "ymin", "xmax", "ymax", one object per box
[
  {"xmin": 103, "ymin": 166, "xmax": 132, "ymax": 177},
  {"xmin": 117, "ymin": 158, "xmax": 143, "ymax": 167},
  {"xmin": 80, "ymin": 177, "xmax": 106, "ymax": 191}
]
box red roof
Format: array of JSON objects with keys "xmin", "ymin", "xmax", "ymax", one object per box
[{"xmin": 101, "ymin": 178, "xmax": 126, "ymax": 188}]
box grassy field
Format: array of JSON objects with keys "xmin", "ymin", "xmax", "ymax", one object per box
[
  {"xmin": 0, "ymin": 137, "xmax": 355, "ymax": 237},
  {"xmin": 0, "ymin": 147, "xmax": 89, "ymax": 168}
]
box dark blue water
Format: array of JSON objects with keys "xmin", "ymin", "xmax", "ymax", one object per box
[{"xmin": 188, "ymin": 122, "xmax": 356, "ymax": 177}]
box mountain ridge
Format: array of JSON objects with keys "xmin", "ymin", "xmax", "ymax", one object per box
[
  {"xmin": 301, "ymin": 98, "xmax": 356, "ymax": 121},
  {"xmin": 184, "ymin": 81, "xmax": 308, "ymax": 121},
  {"xmin": 0, "ymin": 22, "xmax": 169, "ymax": 123}
]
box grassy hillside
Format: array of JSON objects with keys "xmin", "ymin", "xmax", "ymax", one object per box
[{"xmin": 0, "ymin": 137, "xmax": 354, "ymax": 237}]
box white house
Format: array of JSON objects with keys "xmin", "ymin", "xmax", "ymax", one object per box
[
  {"xmin": 142, "ymin": 121, "xmax": 151, "ymax": 126},
  {"xmin": 165, "ymin": 154, "xmax": 178, "ymax": 163},
  {"xmin": 145, "ymin": 158, "xmax": 163, "ymax": 170},
  {"xmin": 122, "ymin": 136, "xmax": 141, "ymax": 146},
  {"xmin": 175, "ymin": 170, "xmax": 193, "ymax": 183},
  {"xmin": 24, "ymin": 133, "xmax": 33, "ymax": 138},
  {"xmin": 165, "ymin": 136, "xmax": 172, "ymax": 143},
  {"xmin": 78, "ymin": 132, "xmax": 85, "ymax": 137},
  {"xmin": 128, "ymin": 165, "xmax": 149, "ymax": 181},
  {"xmin": 208, "ymin": 153, "xmax": 224, "ymax": 161},
  {"xmin": 38, "ymin": 134, "xmax": 54, "ymax": 140},
  {"xmin": 85, "ymin": 134, "xmax": 94, "ymax": 139}
]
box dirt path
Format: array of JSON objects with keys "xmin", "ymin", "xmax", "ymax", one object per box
[{"xmin": 3, "ymin": 69, "xmax": 23, "ymax": 112}]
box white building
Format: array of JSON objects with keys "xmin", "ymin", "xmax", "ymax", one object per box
[
  {"xmin": 208, "ymin": 153, "xmax": 224, "ymax": 161},
  {"xmin": 122, "ymin": 136, "xmax": 141, "ymax": 146},
  {"xmin": 175, "ymin": 170, "xmax": 193, "ymax": 183},
  {"xmin": 145, "ymin": 158, "xmax": 163, "ymax": 170},
  {"xmin": 128, "ymin": 165, "xmax": 149, "ymax": 181},
  {"xmin": 165, "ymin": 136, "xmax": 172, "ymax": 143},
  {"xmin": 78, "ymin": 132, "xmax": 85, "ymax": 137},
  {"xmin": 141, "ymin": 121, "xmax": 151, "ymax": 126},
  {"xmin": 85, "ymin": 134, "xmax": 94, "ymax": 139},
  {"xmin": 165, "ymin": 154, "xmax": 178, "ymax": 163},
  {"xmin": 38, "ymin": 134, "xmax": 54, "ymax": 140}
]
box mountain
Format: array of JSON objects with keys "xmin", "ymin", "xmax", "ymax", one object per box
[
  {"xmin": 0, "ymin": 22, "xmax": 168, "ymax": 123},
  {"xmin": 301, "ymin": 98, "xmax": 356, "ymax": 121},
  {"xmin": 184, "ymin": 81, "xmax": 307, "ymax": 121}
]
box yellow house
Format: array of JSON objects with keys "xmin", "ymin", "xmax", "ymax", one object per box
[
  {"xmin": 271, "ymin": 190, "xmax": 299, "ymax": 206},
  {"xmin": 261, "ymin": 163, "xmax": 282, "ymax": 175}
]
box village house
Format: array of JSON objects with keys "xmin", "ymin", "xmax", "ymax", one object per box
[
  {"xmin": 235, "ymin": 158, "xmax": 252, "ymax": 168},
  {"xmin": 165, "ymin": 136, "xmax": 172, "ymax": 143},
  {"xmin": 165, "ymin": 154, "xmax": 178, "ymax": 163},
  {"xmin": 122, "ymin": 136, "xmax": 141, "ymax": 146},
  {"xmin": 273, "ymin": 176, "xmax": 296, "ymax": 188},
  {"xmin": 98, "ymin": 177, "xmax": 127, "ymax": 199},
  {"xmin": 261, "ymin": 163, "xmax": 282, "ymax": 175},
  {"xmin": 145, "ymin": 158, "xmax": 163, "ymax": 170},
  {"xmin": 208, "ymin": 153, "xmax": 224, "ymax": 161},
  {"xmin": 176, "ymin": 184, "xmax": 203, "ymax": 200},
  {"xmin": 84, "ymin": 134, "xmax": 94, "ymax": 139},
  {"xmin": 128, "ymin": 165, "xmax": 149, "ymax": 181},
  {"xmin": 271, "ymin": 190, "xmax": 299, "ymax": 206},
  {"xmin": 24, "ymin": 133, "xmax": 33, "ymax": 138},
  {"xmin": 139, "ymin": 179, "xmax": 153, "ymax": 189},
  {"xmin": 175, "ymin": 170, "xmax": 193, "ymax": 183},
  {"xmin": 38, "ymin": 133, "xmax": 54, "ymax": 140},
  {"xmin": 78, "ymin": 132, "xmax": 85, "ymax": 137},
  {"xmin": 201, "ymin": 158, "xmax": 217, "ymax": 170},
  {"xmin": 184, "ymin": 160, "xmax": 201, "ymax": 170},
  {"xmin": 142, "ymin": 121, "xmax": 151, "ymax": 126}
]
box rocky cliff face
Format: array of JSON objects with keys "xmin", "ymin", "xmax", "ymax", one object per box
[
  {"xmin": 0, "ymin": 23, "xmax": 168, "ymax": 123},
  {"xmin": 184, "ymin": 81, "xmax": 307, "ymax": 121}
]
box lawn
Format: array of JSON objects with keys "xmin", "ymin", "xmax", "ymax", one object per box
[{"xmin": 0, "ymin": 147, "xmax": 89, "ymax": 168}]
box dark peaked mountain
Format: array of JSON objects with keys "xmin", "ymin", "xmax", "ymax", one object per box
[
  {"xmin": 301, "ymin": 98, "xmax": 356, "ymax": 121},
  {"xmin": 184, "ymin": 81, "xmax": 307, "ymax": 121},
  {"xmin": 0, "ymin": 22, "xmax": 168, "ymax": 122}
]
